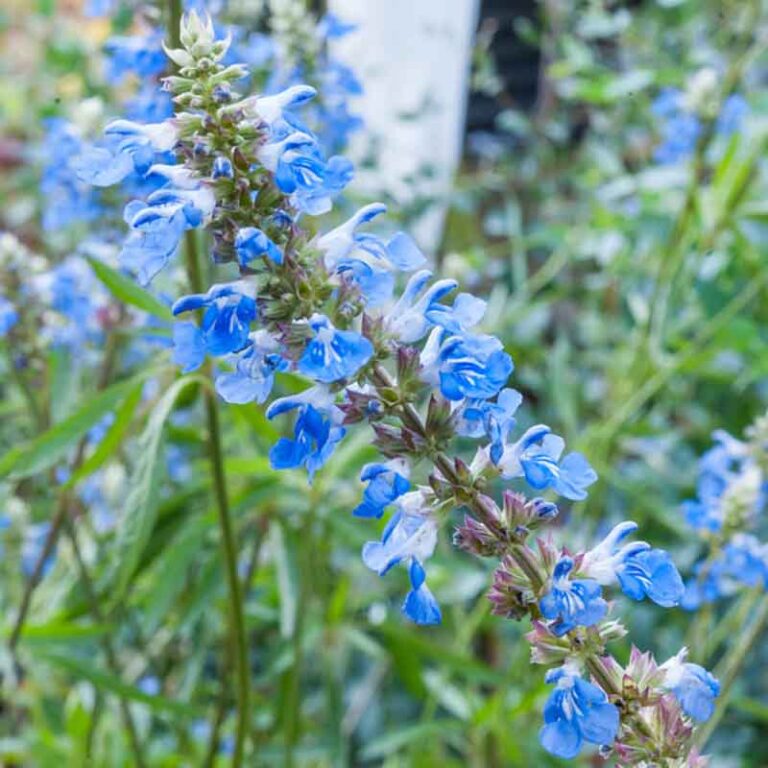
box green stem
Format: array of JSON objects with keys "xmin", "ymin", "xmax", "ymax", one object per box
[
  {"xmin": 183, "ymin": 230, "xmax": 251, "ymax": 765},
  {"xmin": 165, "ymin": 2, "xmax": 250, "ymax": 757},
  {"xmin": 694, "ymin": 591, "xmax": 768, "ymax": 749},
  {"xmin": 64, "ymin": 514, "xmax": 148, "ymax": 768},
  {"xmin": 599, "ymin": 267, "xmax": 768, "ymax": 440}
]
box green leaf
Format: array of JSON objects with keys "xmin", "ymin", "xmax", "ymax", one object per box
[
  {"xmin": 359, "ymin": 721, "xmax": 465, "ymax": 761},
  {"xmin": 64, "ymin": 380, "xmax": 144, "ymax": 488},
  {"xmin": 6, "ymin": 620, "xmax": 113, "ymax": 645},
  {"xmin": 271, "ymin": 522, "xmax": 298, "ymax": 639},
  {"xmin": 0, "ymin": 371, "xmax": 152, "ymax": 481},
  {"xmin": 85, "ymin": 256, "xmax": 173, "ymax": 321},
  {"xmin": 38, "ymin": 652, "xmax": 203, "ymax": 718},
  {"xmin": 110, "ymin": 375, "xmax": 205, "ymax": 602}
]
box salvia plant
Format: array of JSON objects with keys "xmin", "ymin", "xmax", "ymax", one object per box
[
  {"xmin": 680, "ymin": 413, "xmax": 768, "ymax": 611},
  {"xmin": 61, "ymin": 12, "xmax": 729, "ymax": 764}
]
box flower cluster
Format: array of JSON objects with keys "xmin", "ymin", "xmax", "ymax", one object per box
[
  {"xmin": 651, "ymin": 68, "xmax": 748, "ymax": 164},
  {"xmin": 78, "ymin": 14, "xmax": 719, "ymax": 764},
  {"xmin": 680, "ymin": 414, "xmax": 768, "ymax": 610}
]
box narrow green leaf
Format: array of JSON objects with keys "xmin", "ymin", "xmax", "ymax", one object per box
[
  {"xmin": 6, "ymin": 620, "xmax": 114, "ymax": 644},
  {"xmin": 110, "ymin": 375, "xmax": 204, "ymax": 602},
  {"xmin": 65, "ymin": 381, "xmax": 144, "ymax": 488},
  {"xmin": 85, "ymin": 256, "xmax": 173, "ymax": 321},
  {"xmin": 38, "ymin": 652, "xmax": 202, "ymax": 718},
  {"xmin": 272, "ymin": 522, "xmax": 298, "ymax": 639},
  {"xmin": 0, "ymin": 371, "xmax": 151, "ymax": 481}
]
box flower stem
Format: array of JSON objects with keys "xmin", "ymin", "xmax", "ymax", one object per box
[
  {"xmin": 694, "ymin": 590, "xmax": 768, "ymax": 750},
  {"xmin": 165, "ymin": 2, "xmax": 251, "ymax": 758},
  {"xmin": 183, "ymin": 229, "xmax": 251, "ymax": 764}
]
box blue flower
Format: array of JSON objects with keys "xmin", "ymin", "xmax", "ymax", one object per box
[
  {"xmin": 353, "ymin": 459, "xmax": 410, "ymax": 519},
  {"xmin": 618, "ymin": 549, "xmax": 684, "ymax": 608},
  {"xmin": 717, "ymin": 94, "xmax": 748, "ymax": 136},
  {"xmin": 722, "ymin": 533, "xmax": 767, "ymax": 588},
  {"xmin": 498, "ymin": 425, "xmax": 597, "ymax": 500},
  {"xmin": 539, "ymin": 557, "xmax": 607, "ymax": 636},
  {"xmin": 425, "ymin": 292, "xmax": 487, "ymax": 335},
  {"xmin": 384, "ymin": 270, "xmax": 458, "ymax": 343},
  {"xmin": 362, "ymin": 492, "xmax": 438, "ymax": 574},
  {"xmin": 317, "ymin": 203, "xmax": 425, "ymax": 273},
  {"xmin": 582, "ymin": 521, "xmax": 684, "ymax": 608},
  {"xmin": 455, "ymin": 388, "xmax": 523, "ymax": 465},
  {"xmin": 421, "ymin": 328, "xmax": 513, "ymax": 401},
  {"xmin": 242, "ymin": 85, "xmax": 318, "ymax": 132},
  {"xmin": 403, "ymin": 560, "xmax": 441, "ymax": 625},
  {"xmin": 104, "ymin": 34, "xmax": 167, "ymax": 84},
  {"xmin": 258, "ymin": 129, "xmax": 353, "ymax": 215},
  {"xmin": 317, "ymin": 204, "xmax": 424, "ymax": 307},
  {"xmin": 539, "ymin": 666, "xmax": 619, "ymax": 759},
  {"xmin": 266, "ymin": 386, "xmax": 346, "ymax": 481},
  {"xmin": 297, "ymin": 314, "xmax": 373, "ymax": 384},
  {"xmin": 215, "ymin": 330, "xmax": 286, "ymax": 404},
  {"xmin": 317, "ymin": 12, "xmax": 357, "ymax": 40},
  {"xmin": 362, "ymin": 491, "xmax": 440, "ymax": 624},
  {"xmin": 172, "ymin": 322, "xmax": 207, "ymax": 373},
  {"xmin": 137, "ymin": 676, "xmax": 161, "ymax": 697},
  {"xmin": 655, "ymin": 113, "xmax": 701, "ymax": 164},
  {"xmin": 662, "ymin": 650, "xmax": 719, "ymax": 722},
  {"xmin": 76, "ymin": 120, "xmax": 179, "ymax": 187},
  {"xmin": 0, "ymin": 296, "xmax": 18, "ymax": 336},
  {"xmin": 235, "ymin": 227, "xmax": 283, "ymax": 266},
  {"xmin": 40, "ymin": 119, "xmax": 102, "ymax": 230},
  {"xmin": 172, "ymin": 282, "xmax": 257, "ymax": 357}
]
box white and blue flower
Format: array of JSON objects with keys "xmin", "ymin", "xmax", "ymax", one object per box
[
  {"xmin": 539, "ymin": 557, "xmax": 607, "ymax": 636},
  {"xmin": 539, "ymin": 666, "xmax": 619, "ymax": 759},
  {"xmin": 297, "ymin": 314, "xmax": 373, "ymax": 384},
  {"xmin": 353, "ymin": 458, "xmax": 410, "ymax": 519}
]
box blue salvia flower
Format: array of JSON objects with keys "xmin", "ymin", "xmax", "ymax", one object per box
[
  {"xmin": 0, "ymin": 295, "xmax": 18, "ymax": 336},
  {"xmin": 717, "ymin": 94, "xmax": 749, "ymax": 135},
  {"xmin": 40, "ymin": 119, "xmax": 102, "ymax": 231},
  {"xmin": 316, "ymin": 203, "xmax": 425, "ymax": 272},
  {"xmin": 256, "ymin": 129, "xmax": 353, "ymax": 215},
  {"xmin": 104, "ymin": 33, "xmax": 167, "ymax": 84},
  {"xmin": 680, "ymin": 421, "xmax": 766, "ymax": 610},
  {"xmin": 172, "ymin": 322, "xmax": 207, "ymax": 373},
  {"xmin": 420, "ymin": 328, "xmax": 513, "ymax": 401},
  {"xmin": 582, "ymin": 522, "xmax": 684, "ymax": 608},
  {"xmin": 75, "ymin": 119, "xmax": 179, "ymax": 187},
  {"xmin": 383, "ymin": 271, "xmax": 459, "ymax": 343},
  {"xmin": 297, "ymin": 313, "xmax": 373, "ymax": 384},
  {"xmin": 317, "ymin": 203, "xmax": 425, "ymax": 306},
  {"xmin": 455, "ymin": 387, "xmax": 523, "ymax": 465},
  {"xmin": 661, "ymin": 650, "xmax": 720, "ymax": 722},
  {"xmin": 496, "ymin": 425, "xmax": 597, "ymax": 501},
  {"xmin": 652, "ymin": 84, "xmax": 749, "ymax": 164},
  {"xmin": 266, "ymin": 386, "xmax": 346, "ymax": 480},
  {"xmin": 539, "ymin": 666, "xmax": 620, "ymax": 759},
  {"xmin": 235, "ymin": 227, "xmax": 283, "ymax": 266},
  {"xmin": 353, "ymin": 458, "xmax": 411, "ymax": 519},
  {"xmin": 362, "ymin": 490, "xmax": 440, "ymax": 624},
  {"xmin": 403, "ymin": 559, "xmax": 441, "ymax": 625},
  {"xmin": 539, "ymin": 557, "xmax": 608, "ymax": 636},
  {"xmin": 215, "ymin": 330, "xmax": 287, "ymax": 404},
  {"xmin": 172, "ymin": 282, "xmax": 257, "ymax": 356}
]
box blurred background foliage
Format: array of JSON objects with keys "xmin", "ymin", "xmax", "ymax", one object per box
[{"xmin": 0, "ymin": 0, "xmax": 766, "ymax": 766}]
